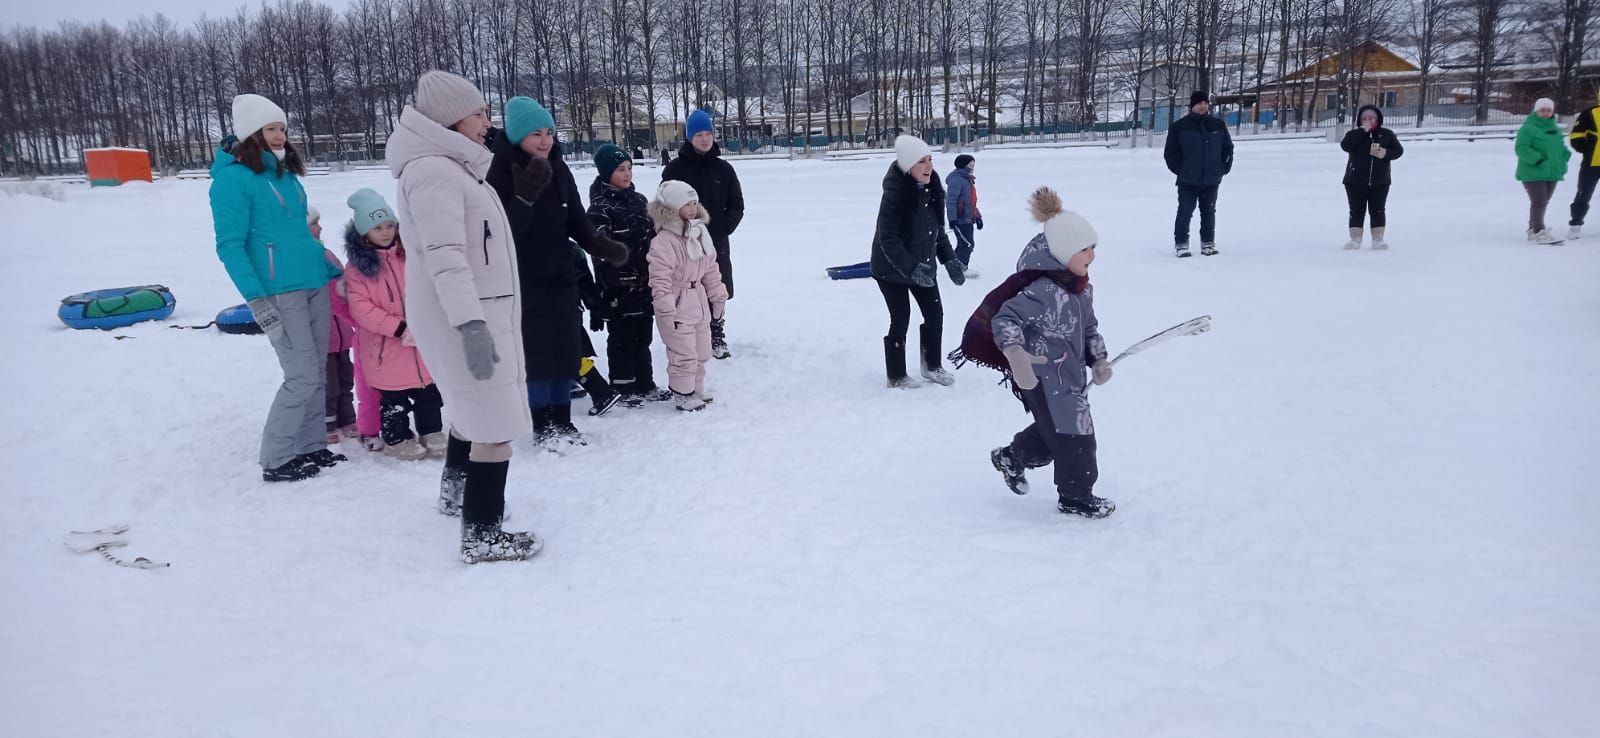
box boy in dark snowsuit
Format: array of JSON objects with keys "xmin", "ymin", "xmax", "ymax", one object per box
[{"xmin": 588, "ymin": 144, "xmax": 670, "ymax": 405}]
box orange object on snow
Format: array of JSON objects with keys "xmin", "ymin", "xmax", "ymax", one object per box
[{"xmin": 83, "ymin": 148, "xmax": 153, "ymax": 187}]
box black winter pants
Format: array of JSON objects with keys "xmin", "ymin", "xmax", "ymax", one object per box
[
  {"xmin": 324, "ymin": 351, "xmax": 356, "ymax": 431},
  {"xmin": 380, "ymin": 384, "xmax": 444, "ymax": 445},
  {"xmin": 1009, "ymin": 387, "xmax": 1099, "ymax": 502},
  {"xmin": 1344, "ymin": 183, "xmax": 1390, "ymax": 229},
  {"xmin": 716, "ymin": 243, "xmax": 735, "ymax": 300},
  {"xmin": 876, "ymin": 278, "xmax": 943, "ymax": 343},
  {"xmin": 1570, "ymin": 168, "xmax": 1600, "ymax": 226},
  {"xmin": 1175, "ymin": 184, "xmax": 1219, "ymax": 244},
  {"xmin": 606, "ymin": 314, "xmax": 657, "ymax": 394}
]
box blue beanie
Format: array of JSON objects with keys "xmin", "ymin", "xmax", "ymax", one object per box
[
  {"xmin": 347, "ymin": 188, "xmax": 397, "ymax": 236},
  {"xmin": 687, "ymin": 109, "xmax": 714, "ymax": 138},
  {"xmin": 505, "ymin": 96, "xmax": 556, "ymax": 145}
]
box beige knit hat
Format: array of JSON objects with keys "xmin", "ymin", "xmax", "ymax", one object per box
[{"xmin": 415, "ymin": 71, "xmax": 487, "ymax": 128}]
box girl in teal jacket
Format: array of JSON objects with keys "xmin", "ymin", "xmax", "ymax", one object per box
[{"xmin": 209, "ymin": 93, "xmax": 343, "ymax": 482}]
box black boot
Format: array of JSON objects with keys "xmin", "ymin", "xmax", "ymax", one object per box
[
  {"xmin": 711, "ymin": 318, "xmax": 731, "ymax": 360},
  {"xmin": 438, "ymin": 434, "xmax": 471, "ymax": 517},
  {"xmin": 919, "ymin": 324, "xmax": 954, "ymax": 386},
  {"xmin": 580, "ymin": 367, "xmax": 621, "ymax": 417},
  {"xmin": 532, "ymin": 406, "xmax": 559, "ymax": 451},
  {"xmin": 459, "ymin": 460, "xmax": 542, "ymax": 564},
  {"xmin": 296, "ymin": 448, "xmax": 349, "ymax": 468},
  {"xmin": 263, "ymin": 457, "xmax": 320, "ymax": 483},
  {"xmin": 1057, "ymin": 493, "xmax": 1116, "ymax": 519},
  {"xmin": 991, "ymin": 447, "xmax": 1029, "ymax": 495},
  {"xmin": 884, "ymin": 336, "xmax": 920, "ymax": 389},
  {"xmin": 552, "ymin": 404, "xmax": 588, "ymax": 447}
]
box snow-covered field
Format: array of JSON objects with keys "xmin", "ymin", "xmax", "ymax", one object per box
[{"xmin": 2, "ymin": 140, "xmax": 1597, "ymax": 737}]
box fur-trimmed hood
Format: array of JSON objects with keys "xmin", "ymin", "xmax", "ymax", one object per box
[
  {"xmin": 343, "ymin": 221, "xmax": 403, "ymax": 278},
  {"xmin": 648, "ymin": 198, "xmax": 711, "ymax": 235}
]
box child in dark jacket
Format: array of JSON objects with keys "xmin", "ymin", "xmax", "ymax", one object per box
[
  {"xmin": 986, "ymin": 188, "xmax": 1115, "ymax": 519},
  {"xmin": 587, "ymin": 144, "xmax": 670, "ymax": 405}
]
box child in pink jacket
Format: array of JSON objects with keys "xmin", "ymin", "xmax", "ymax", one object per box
[
  {"xmin": 343, "ymin": 188, "xmax": 443, "ymax": 460},
  {"xmin": 311, "ymin": 206, "xmax": 360, "ymax": 445},
  {"xmin": 648, "ymin": 181, "xmax": 729, "ymax": 412}
]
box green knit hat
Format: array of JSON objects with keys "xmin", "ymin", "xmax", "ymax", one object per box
[
  {"xmin": 347, "ymin": 188, "xmax": 396, "ymax": 236},
  {"xmin": 594, "ymin": 144, "xmax": 632, "ymax": 183},
  {"xmin": 505, "ymin": 96, "xmax": 555, "ymax": 145}
]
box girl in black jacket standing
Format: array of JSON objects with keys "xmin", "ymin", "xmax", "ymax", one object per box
[
  {"xmin": 1340, "ymin": 105, "xmax": 1404, "ymax": 250},
  {"xmin": 870, "ymin": 136, "xmax": 967, "ymax": 388}
]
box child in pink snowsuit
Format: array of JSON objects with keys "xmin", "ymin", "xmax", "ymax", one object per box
[
  {"xmin": 648, "ymin": 180, "xmax": 728, "ymax": 412},
  {"xmin": 311, "ymin": 207, "xmax": 359, "ymax": 444}
]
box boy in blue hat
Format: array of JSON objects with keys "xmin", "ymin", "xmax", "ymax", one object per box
[{"xmin": 662, "ymin": 109, "xmax": 744, "ymax": 359}]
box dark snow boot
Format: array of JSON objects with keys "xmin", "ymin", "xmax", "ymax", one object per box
[
  {"xmin": 438, "ymin": 434, "xmax": 471, "ymax": 517},
  {"xmin": 569, "ymin": 381, "xmax": 587, "ymax": 400},
  {"xmin": 532, "ymin": 406, "xmax": 561, "ymax": 452},
  {"xmin": 992, "ymin": 447, "xmax": 1029, "ymax": 495},
  {"xmin": 459, "ymin": 460, "xmax": 541, "ymax": 564},
  {"xmin": 919, "ymin": 324, "xmax": 954, "ymax": 386},
  {"xmin": 1175, "ymin": 242, "xmax": 1192, "ymax": 258},
  {"xmin": 711, "ymin": 318, "xmax": 731, "ymax": 360},
  {"xmin": 1058, "ymin": 493, "xmax": 1116, "ymax": 519},
  {"xmin": 263, "ymin": 457, "xmax": 320, "ymax": 483},
  {"xmin": 552, "ymin": 404, "xmax": 588, "ymax": 447},
  {"xmin": 1201, "ymin": 242, "xmax": 1219, "ymax": 256},
  {"xmin": 297, "ymin": 449, "xmax": 348, "ymax": 468},
  {"xmin": 885, "ymin": 337, "xmax": 920, "ymax": 389},
  {"xmin": 580, "ymin": 367, "xmax": 621, "ymax": 417}
]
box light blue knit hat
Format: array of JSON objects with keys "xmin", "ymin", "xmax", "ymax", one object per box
[
  {"xmin": 347, "ymin": 188, "xmax": 397, "ymax": 236},
  {"xmin": 505, "ymin": 96, "xmax": 556, "ymax": 145}
]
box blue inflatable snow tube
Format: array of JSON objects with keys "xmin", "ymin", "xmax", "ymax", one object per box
[
  {"xmin": 826, "ymin": 261, "xmax": 873, "ymax": 281},
  {"xmin": 57, "ymin": 285, "xmax": 176, "ymax": 330},
  {"xmin": 215, "ymin": 303, "xmax": 263, "ymax": 335}
]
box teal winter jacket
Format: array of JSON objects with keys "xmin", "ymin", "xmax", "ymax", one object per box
[{"xmin": 208, "ymin": 139, "xmax": 339, "ymax": 300}]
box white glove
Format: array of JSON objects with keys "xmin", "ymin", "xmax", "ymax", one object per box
[
  {"xmin": 1002, "ymin": 344, "xmax": 1049, "ymax": 391},
  {"xmin": 247, "ymin": 297, "xmax": 284, "ymax": 340}
]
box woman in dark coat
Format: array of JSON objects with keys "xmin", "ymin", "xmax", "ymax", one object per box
[
  {"xmin": 870, "ymin": 135, "xmax": 967, "ymax": 388},
  {"xmin": 486, "ymin": 96, "xmax": 626, "ymax": 446},
  {"xmin": 1339, "ymin": 104, "xmax": 1404, "ymax": 250}
]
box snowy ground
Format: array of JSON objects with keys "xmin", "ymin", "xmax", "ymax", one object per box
[{"xmin": 2, "ymin": 140, "xmax": 1597, "ymax": 737}]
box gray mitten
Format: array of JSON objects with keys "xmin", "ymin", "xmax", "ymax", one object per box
[
  {"xmin": 911, "ymin": 263, "xmax": 936, "ymax": 288},
  {"xmin": 457, "ymin": 320, "xmax": 500, "ymax": 380},
  {"xmin": 1002, "ymin": 344, "xmax": 1048, "ymax": 391},
  {"xmin": 944, "ymin": 260, "xmax": 966, "ymax": 286},
  {"xmin": 247, "ymin": 297, "xmax": 284, "ymax": 340},
  {"xmin": 1091, "ymin": 359, "xmax": 1113, "ymax": 386}
]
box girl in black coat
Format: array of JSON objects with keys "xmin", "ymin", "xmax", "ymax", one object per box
[
  {"xmin": 1340, "ymin": 105, "xmax": 1404, "ymax": 250},
  {"xmin": 485, "ymin": 98, "xmax": 627, "ymax": 447},
  {"xmin": 870, "ymin": 136, "xmax": 966, "ymax": 388}
]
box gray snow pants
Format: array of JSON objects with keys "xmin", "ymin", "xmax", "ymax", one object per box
[{"xmin": 260, "ymin": 285, "xmax": 331, "ymax": 469}]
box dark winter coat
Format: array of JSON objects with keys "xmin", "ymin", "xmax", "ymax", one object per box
[
  {"xmin": 945, "ymin": 168, "xmax": 980, "ymax": 225},
  {"xmin": 1569, "ymin": 104, "xmax": 1600, "ymax": 168},
  {"xmin": 586, "ymin": 176, "xmax": 655, "ymax": 319},
  {"xmin": 991, "ymin": 234, "xmax": 1108, "ymax": 435},
  {"xmin": 1164, "ymin": 112, "xmax": 1234, "ymax": 186},
  {"xmin": 870, "ymin": 162, "xmax": 956, "ymax": 285},
  {"xmin": 1517, "ymin": 112, "xmax": 1571, "ymax": 182},
  {"xmin": 1339, "ymin": 106, "xmax": 1405, "ymax": 186},
  {"xmin": 486, "ymin": 129, "xmax": 605, "ymax": 381},
  {"xmin": 661, "ymin": 141, "xmax": 745, "ymax": 252}
]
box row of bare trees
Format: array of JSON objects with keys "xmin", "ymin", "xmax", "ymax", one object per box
[{"xmin": 1, "ymin": 0, "xmax": 1597, "ymax": 174}]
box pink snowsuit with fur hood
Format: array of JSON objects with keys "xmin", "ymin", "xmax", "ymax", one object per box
[{"xmin": 648, "ymin": 195, "xmax": 729, "ymax": 396}]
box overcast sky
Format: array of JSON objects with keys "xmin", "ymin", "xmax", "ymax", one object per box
[{"xmin": 9, "ymin": 0, "xmax": 353, "ymax": 30}]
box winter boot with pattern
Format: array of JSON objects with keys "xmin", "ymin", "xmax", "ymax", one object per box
[
  {"xmin": 992, "ymin": 447, "xmax": 1029, "ymax": 495},
  {"xmin": 710, "ymin": 318, "xmax": 731, "ymax": 360},
  {"xmin": 1174, "ymin": 242, "xmax": 1192, "ymax": 258},
  {"xmin": 298, "ymin": 449, "xmax": 348, "ymax": 468},
  {"xmin": 1058, "ymin": 493, "xmax": 1116, "ymax": 519},
  {"xmin": 1200, "ymin": 242, "xmax": 1219, "ymax": 256},
  {"xmin": 532, "ymin": 407, "xmax": 562, "ymax": 453},
  {"xmin": 919, "ymin": 324, "xmax": 955, "ymax": 386},
  {"xmin": 438, "ymin": 434, "xmax": 470, "ymax": 517},
  {"xmin": 1344, "ymin": 227, "xmax": 1363, "ymax": 250},
  {"xmin": 551, "ymin": 404, "xmax": 588, "ymax": 447},
  {"xmin": 459, "ymin": 460, "xmax": 541, "ymax": 564},
  {"xmin": 885, "ymin": 337, "xmax": 922, "ymax": 389},
  {"xmin": 263, "ymin": 457, "xmax": 320, "ymax": 483},
  {"xmin": 580, "ymin": 359, "xmax": 621, "ymax": 417},
  {"xmin": 1370, "ymin": 228, "xmax": 1389, "ymax": 250}
]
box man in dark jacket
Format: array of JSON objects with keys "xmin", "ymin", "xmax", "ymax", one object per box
[
  {"xmin": 1566, "ymin": 89, "xmax": 1600, "ymax": 240},
  {"xmin": 1164, "ymin": 91, "xmax": 1234, "ymax": 257},
  {"xmin": 662, "ymin": 109, "xmax": 745, "ymax": 359}
]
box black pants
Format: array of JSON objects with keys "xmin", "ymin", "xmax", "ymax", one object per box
[
  {"xmin": 876, "ymin": 278, "xmax": 942, "ymax": 343},
  {"xmin": 716, "ymin": 245, "xmax": 734, "ymax": 300},
  {"xmin": 606, "ymin": 314, "xmax": 657, "ymax": 394},
  {"xmin": 1009, "ymin": 388, "xmax": 1099, "ymax": 502},
  {"xmin": 1344, "ymin": 183, "xmax": 1390, "ymax": 228},
  {"xmin": 379, "ymin": 384, "xmax": 444, "ymax": 445},
  {"xmin": 1570, "ymin": 168, "xmax": 1600, "ymax": 226},
  {"xmin": 952, "ymin": 222, "xmax": 976, "ymax": 266},
  {"xmin": 324, "ymin": 351, "xmax": 356, "ymax": 430},
  {"xmin": 1175, "ymin": 184, "xmax": 1219, "ymax": 244}
]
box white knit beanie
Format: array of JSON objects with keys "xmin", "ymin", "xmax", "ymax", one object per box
[
  {"xmin": 894, "ymin": 135, "xmax": 932, "ymax": 174},
  {"xmin": 1534, "ymin": 97, "xmax": 1557, "ymax": 114},
  {"xmin": 232, "ymin": 94, "xmax": 286, "ymax": 140},
  {"xmin": 415, "ymin": 70, "xmax": 487, "ymax": 128},
  {"xmin": 1030, "ymin": 187, "xmax": 1098, "ymax": 264},
  {"xmin": 656, "ymin": 180, "xmax": 700, "ymax": 212}
]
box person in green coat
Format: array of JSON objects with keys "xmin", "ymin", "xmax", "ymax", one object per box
[
  {"xmin": 1516, "ymin": 97, "xmax": 1570, "ymax": 244},
  {"xmin": 209, "ymin": 93, "xmax": 344, "ymax": 482}
]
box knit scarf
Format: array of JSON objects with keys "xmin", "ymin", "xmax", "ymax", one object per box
[{"xmin": 948, "ymin": 268, "xmax": 1088, "ymax": 399}]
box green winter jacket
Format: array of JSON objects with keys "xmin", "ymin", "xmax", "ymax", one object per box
[
  {"xmin": 209, "ymin": 139, "xmax": 339, "ymax": 300},
  {"xmin": 1516, "ymin": 114, "xmax": 1570, "ymax": 183}
]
